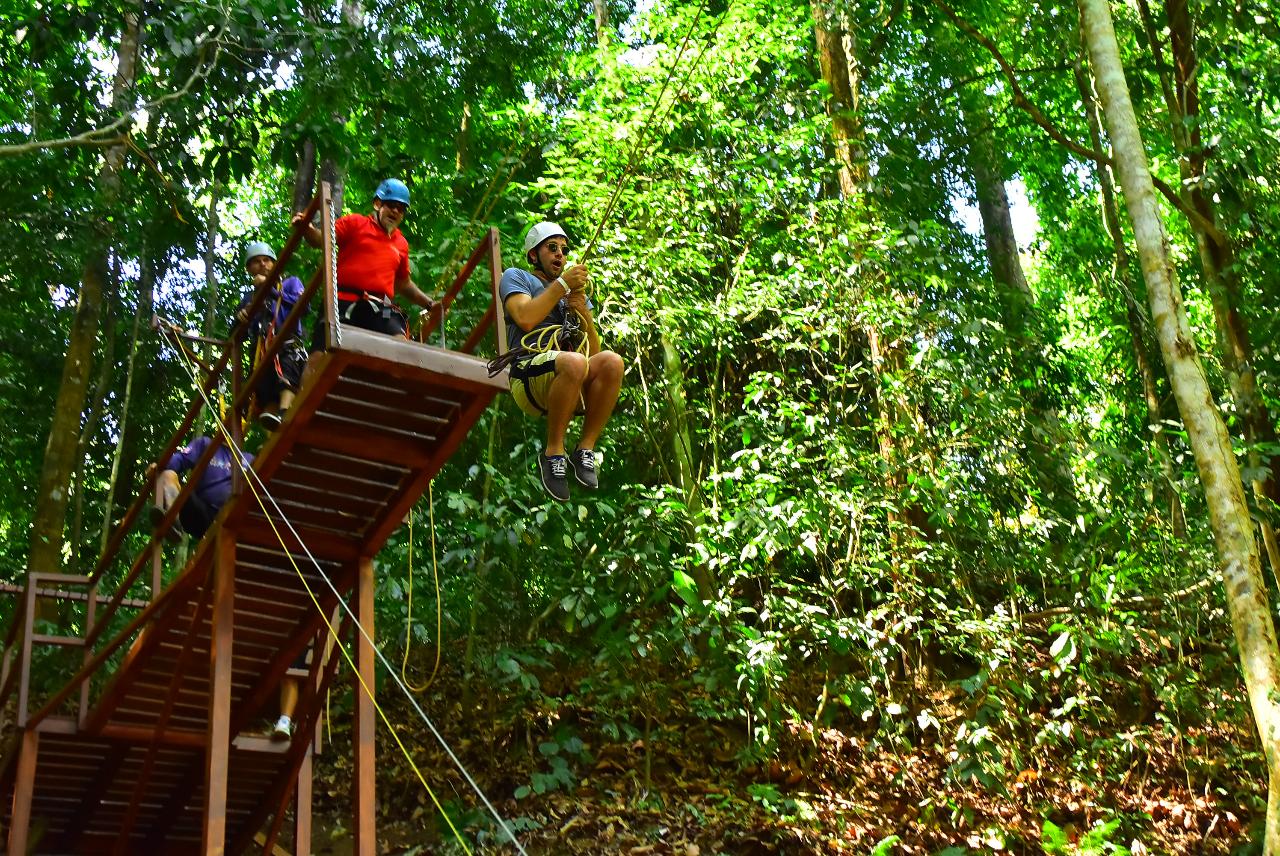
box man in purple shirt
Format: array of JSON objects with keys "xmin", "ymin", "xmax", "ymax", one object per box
[{"xmin": 149, "ymin": 436, "xmax": 255, "ymax": 540}]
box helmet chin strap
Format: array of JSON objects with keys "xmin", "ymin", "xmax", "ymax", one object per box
[{"xmin": 374, "ymin": 200, "xmax": 397, "ymax": 234}]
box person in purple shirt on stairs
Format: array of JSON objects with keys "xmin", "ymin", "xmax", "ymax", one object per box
[{"xmin": 147, "ymin": 435, "xmax": 255, "ymax": 541}]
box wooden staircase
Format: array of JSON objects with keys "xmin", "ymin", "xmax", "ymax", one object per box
[{"xmin": 0, "ymin": 188, "xmax": 511, "ymax": 854}]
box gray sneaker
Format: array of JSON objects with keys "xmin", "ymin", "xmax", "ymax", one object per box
[
  {"xmin": 539, "ymin": 454, "xmax": 570, "ymax": 502},
  {"xmin": 570, "ymin": 448, "xmax": 598, "ymax": 489},
  {"xmin": 272, "ymin": 715, "xmax": 293, "ymax": 740}
]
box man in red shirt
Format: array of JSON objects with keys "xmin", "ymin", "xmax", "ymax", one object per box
[{"xmin": 293, "ymin": 178, "xmax": 436, "ymax": 349}]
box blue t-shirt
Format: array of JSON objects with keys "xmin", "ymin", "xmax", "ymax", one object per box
[
  {"xmin": 498, "ymin": 268, "xmax": 591, "ymax": 353},
  {"xmin": 164, "ymin": 436, "xmax": 255, "ymax": 509}
]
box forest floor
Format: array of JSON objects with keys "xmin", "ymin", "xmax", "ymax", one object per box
[{"xmin": 300, "ymin": 650, "xmax": 1263, "ymax": 855}]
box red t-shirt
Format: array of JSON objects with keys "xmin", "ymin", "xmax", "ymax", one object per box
[{"xmin": 334, "ymin": 213, "xmax": 410, "ymax": 300}]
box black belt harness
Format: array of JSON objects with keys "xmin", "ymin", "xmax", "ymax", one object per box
[{"xmin": 337, "ymin": 288, "xmax": 400, "ymax": 322}]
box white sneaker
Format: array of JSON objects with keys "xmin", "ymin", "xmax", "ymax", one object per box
[{"xmin": 272, "ymin": 715, "xmax": 293, "ymax": 740}]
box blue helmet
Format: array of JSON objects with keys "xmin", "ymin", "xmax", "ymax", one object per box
[{"xmin": 374, "ymin": 178, "xmax": 410, "ymax": 208}]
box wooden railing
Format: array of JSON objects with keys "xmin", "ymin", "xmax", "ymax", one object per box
[
  {"xmin": 0, "ymin": 187, "xmax": 330, "ymax": 730},
  {"xmin": 417, "ymin": 226, "xmax": 508, "ymax": 356}
]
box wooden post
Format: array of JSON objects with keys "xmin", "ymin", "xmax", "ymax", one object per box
[
  {"xmin": 295, "ymin": 744, "xmax": 313, "ymax": 855},
  {"xmin": 321, "ymin": 182, "xmax": 337, "ymax": 352},
  {"xmin": 202, "ymin": 528, "xmax": 236, "ymax": 854},
  {"xmin": 7, "ymin": 730, "xmax": 38, "ymax": 855},
  {"xmin": 352, "ymin": 555, "xmax": 376, "ymax": 855},
  {"xmin": 295, "ymin": 617, "xmax": 325, "ymax": 856},
  {"xmin": 80, "ymin": 581, "xmax": 97, "ymax": 727},
  {"xmin": 230, "ymin": 338, "xmax": 243, "ymax": 497},
  {"xmin": 488, "ymin": 227, "xmax": 507, "ymax": 355},
  {"xmin": 151, "ymin": 484, "xmax": 163, "ymax": 599},
  {"xmin": 17, "ymin": 581, "xmax": 37, "ymax": 727}
]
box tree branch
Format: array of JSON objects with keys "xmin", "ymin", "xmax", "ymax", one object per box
[
  {"xmin": 931, "ymin": 0, "xmax": 1228, "ymax": 248},
  {"xmin": 1019, "ymin": 574, "xmax": 1217, "ymax": 623},
  {"xmin": 0, "ymin": 27, "xmax": 224, "ymax": 158}
]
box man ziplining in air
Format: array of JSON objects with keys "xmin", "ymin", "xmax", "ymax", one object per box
[{"xmin": 498, "ymin": 221, "xmax": 624, "ymax": 502}]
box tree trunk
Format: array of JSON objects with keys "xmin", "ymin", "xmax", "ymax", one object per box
[
  {"xmin": 593, "ymin": 0, "xmax": 609, "ymax": 47},
  {"xmin": 961, "ymin": 95, "xmax": 1032, "ymax": 334},
  {"xmin": 322, "ymin": 157, "xmax": 346, "ymax": 218},
  {"xmin": 811, "ymin": 1, "xmax": 866, "ymax": 197},
  {"xmin": 28, "ymin": 4, "xmax": 140, "ymax": 581},
  {"xmin": 292, "ymin": 139, "xmax": 317, "ymax": 214},
  {"xmin": 811, "ymin": 0, "xmax": 921, "ymax": 562},
  {"xmin": 1073, "ymin": 51, "xmax": 1184, "ymax": 535},
  {"xmin": 961, "ymin": 91, "xmax": 1081, "ymax": 507},
  {"xmin": 70, "ymin": 256, "xmax": 120, "ymax": 568},
  {"xmin": 1166, "ymin": 0, "xmax": 1280, "ymax": 575},
  {"xmin": 100, "ymin": 250, "xmax": 159, "ymax": 555},
  {"xmin": 1080, "ymin": 1, "xmax": 1280, "ymax": 847},
  {"xmin": 1138, "ymin": 0, "xmax": 1280, "ymax": 565}
]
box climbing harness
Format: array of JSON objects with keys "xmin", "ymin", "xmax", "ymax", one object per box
[
  {"xmin": 162, "ymin": 338, "xmax": 527, "ymax": 856},
  {"xmin": 245, "ymin": 283, "xmax": 302, "ymax": 420}
]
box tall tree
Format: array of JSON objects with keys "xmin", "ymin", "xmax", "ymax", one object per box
[
  {"xmin": 27, "ymin": 2, "xmax": 140, "ymax": 581},
  {"xmin": 1073, "ymin": 49, "xmax": 1184, "ymax": 534},
  {"xmin": 1080, "ymin": 0, "xmax": 1280, "ymax": 847},
  {"xmin": 1136, "ymin": 0, "xmax": 1280, "ymax": 573}
]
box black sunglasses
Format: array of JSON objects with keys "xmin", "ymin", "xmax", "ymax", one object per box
[{"xmin": 543, "ymin": 241, "xmax": 569, "ymax": 255}]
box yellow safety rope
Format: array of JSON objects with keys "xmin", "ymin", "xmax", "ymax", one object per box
[
  {"xmin": 518, "ymin": 314, "xmax": 593, "ymax": 357},
  {"xmin": 166, "ymin": 342, "xmax": 475, "ymax": 855},
  {"xmin": 400, "ymin": 481, "xmax": 444, "ymax": 694}
]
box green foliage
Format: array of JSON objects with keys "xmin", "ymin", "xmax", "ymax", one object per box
[{"xmin": 4, "ymin": 0, "xmax": 1279, "ymax": 848}]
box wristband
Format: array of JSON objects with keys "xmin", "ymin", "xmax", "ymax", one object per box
[{"xmin": 554, "ymin": 277, "xmax": 569, "ymax": 295}]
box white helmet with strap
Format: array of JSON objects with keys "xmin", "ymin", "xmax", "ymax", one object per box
[
  {"xmin": 523, "ymin": 221, "xmax": 568, "ymax": 254},
  {"xmin": 243, "ymin": 241, "xmax": 277, "ymax": 266}
]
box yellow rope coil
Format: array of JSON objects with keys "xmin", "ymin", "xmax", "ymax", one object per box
[{"xmin": 401, "ymin": 481, "xmax": 443, "ymax": 694}]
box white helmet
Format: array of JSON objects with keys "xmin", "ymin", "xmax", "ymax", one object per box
[
  {"xmin": 243, "ymin": 241, "xmax": 277, "ymax": 266},
  {"xmin": 522, "ymin": 221, "xmax": 568, "ymax": 254}
]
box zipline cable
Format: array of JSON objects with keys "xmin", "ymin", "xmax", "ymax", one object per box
[
  {"xmin": 578, "ymin": 0, "xmax": 728, "ymax": 264},
  {"xmin": 161, "ymin": 338, "xmax": 527, "ymax": 855}
]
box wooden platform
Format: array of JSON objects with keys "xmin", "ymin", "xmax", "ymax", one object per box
[{"xmin": 1, "ymin": 331, "xmax": 507, "ymax": 854}]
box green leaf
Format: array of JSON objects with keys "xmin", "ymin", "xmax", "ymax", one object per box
[{"xmin": 672, "ymin": 569, "xmax": 700, "ymax": 606}]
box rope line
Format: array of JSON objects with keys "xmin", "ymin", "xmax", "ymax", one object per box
[
  {"xmin": 579, "ymin": 0, "xmax": 719, "ymax": 263},
  {"xmin": 162, "ymin": 339, "xmax": 526, "ymax": 854},
  {"xmin": 401, "ymin": 481, "xmax": 444, "ymax": 693},
  {"xmin": 164, "ymin": 340, "xmax": 473, "ymax": 854}
]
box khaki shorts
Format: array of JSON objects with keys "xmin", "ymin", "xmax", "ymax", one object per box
[{"xmin": 509, "ymin": 351, "xmax": 585, "ymax": 418}]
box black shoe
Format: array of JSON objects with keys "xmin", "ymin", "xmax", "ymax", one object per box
[
  {"xmin": 149, "ymin": 505, "xmax": 184, "ymax": 543},
  {"xmin": 258, "ymin": 410, "xmax": 282, "ymax": 430},
  {"xmin": 539, "ymin": 454, "xmax": 570, "ymax": 502},
  {"xmin": 570, "ymin": 448, "xmax": 598, "ymax": 489}
]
